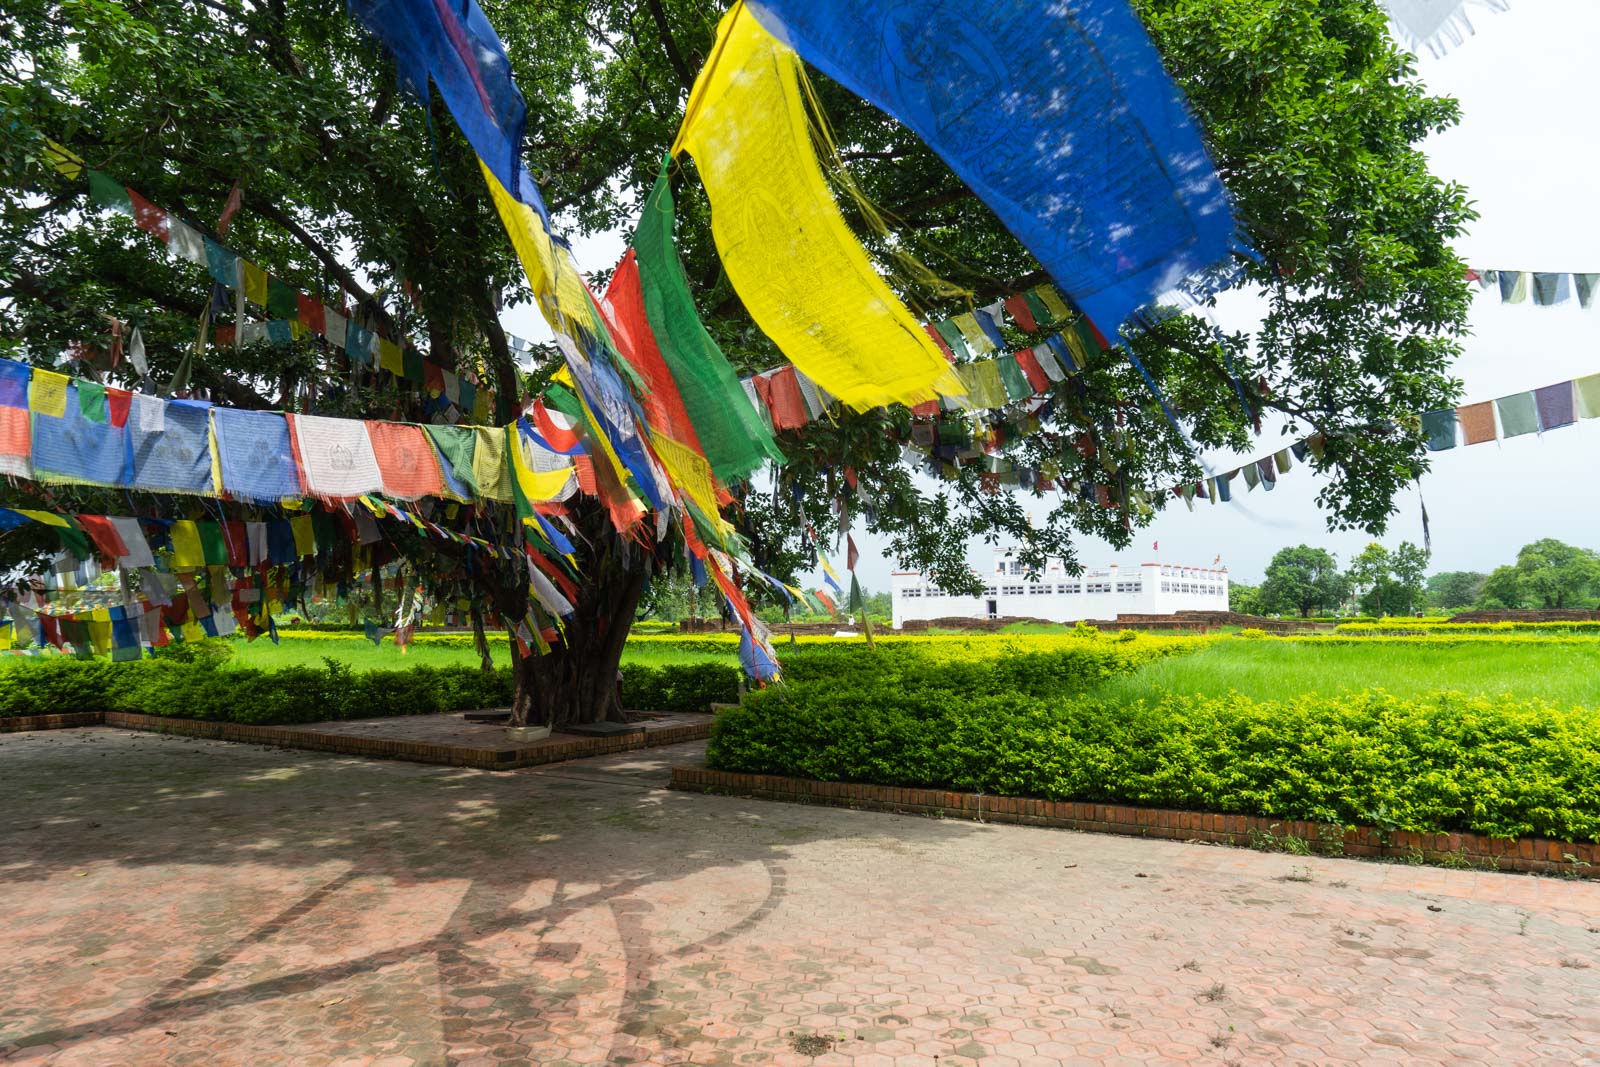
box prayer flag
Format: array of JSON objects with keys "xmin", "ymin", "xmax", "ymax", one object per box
[
  {"xmin": 672, "ymin": 5, "xmax": 960, "ymax": 410},
  {"xmin": 129, "ymin": 397, "xmax": 214, "ymax": 495},
  {"xmin": 367, "ymin": 421, "xmax": 445, "ymax": 500},
  {"xmin": 1494, "ymin": 392, "xmax": 1539, "ymax": 438},
  {"xmin": 1534, "ymin": 381, "xmax": 1575, "ymax": 431},
  {"xmin": 1420, "ymin": 409, "xmax": 1457, "ymax": 451},
  {"xmin": 287, "ymin": 413, "xmax": 384, "ymax": 499},
  {"xmin": 212, "ymin": 407, "xmax": 303, "ymax": 502},
  {"xmin": 1457, "ymin": 401, "xmax": 1497, "ymax": 445},
  {"xmin": 748, "ymin": 0, "xmax": 1235, "ymax": 336}
]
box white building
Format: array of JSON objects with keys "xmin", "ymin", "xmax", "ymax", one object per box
[{"xmin": 891, "ymin": 547, "xmax": 1229, "ymax": 629}]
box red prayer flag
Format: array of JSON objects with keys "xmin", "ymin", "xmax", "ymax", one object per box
[
  {"xmin": 599, "ymin": 250, "xmax": 707, "ymax": 451},
  {"xmin": 127, "ymin": 188, "xmax": 169, "ymax": 243},
  {"xmin": 297, "ymin": 294, "xmax": 327, "ymax": 335},
  {"xmin": 1003, "ymin": 294, "xmax": 1038, "ymax": 332},
  {"xmin": 922, "ymin": 323, "xmax": 956, "ymax": 361},
  {"xmin": 424, "ymin": 360, "xmax": 446, "ymax": 397},
  {"xmin": 217, "ymin": 180, "xmax": 243, "ymax": 236},
  {"xmin": 847, "ymin": 534, "xmax": 859, "ymax": 572},
  {"xmin": 105, "ymin": 387, "xmax": 133, "ymax": 428},
  {"xmin": 74, "ymin": 515, "xmax": 129, "ymax": 564},
  {"xmin": 1014, "ymin": 348, "xmax": 1050, "ymax": 393}
]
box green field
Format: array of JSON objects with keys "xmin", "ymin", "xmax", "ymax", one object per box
[
  {"xmin": 1088, "ymin": 637, "xmax": 1600, "ymax": 708},
  {"xmin": 12, "ymin": 629, "xmax": 1600, "ymax": 710}
]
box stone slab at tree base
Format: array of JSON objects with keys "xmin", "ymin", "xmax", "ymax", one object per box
[
  {"xmin": 0, "ymin": 711, "xmax": 711, "ymax": 769},
  {"xmin": 562, "ymin": 720, "xmax": 646, "ymax": 738},
  {"xmin": 670, "ymin": 765, "xmax": 1600, "ymax": 879}
]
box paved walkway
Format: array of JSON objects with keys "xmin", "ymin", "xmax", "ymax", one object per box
[{"xmin": 2, "ymin": 728, "xmax": 1598, "ymax": 1066}]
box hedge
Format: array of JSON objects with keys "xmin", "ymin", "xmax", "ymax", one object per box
[
  {"xmin": 711, "ymin": 690, "xmax": 1600, "ymax": 843},
  {"xmin": 0, "ymin": 652, "xmax": 738, "ymax": 724},
  {"xmin": 1336, "ymin": 620, "xmax": 1600, "ymax": 636},
  {"xmin": 707, "ymin": 642, "xmax": 1600, "ymax": 843}
]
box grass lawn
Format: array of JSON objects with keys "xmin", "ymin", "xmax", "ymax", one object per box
[
  {"xmin": 219, "ymin": 632, "xmax": 738, "ymax": 672},
  {"xmin": 1090, "ymin": 637, "xmax": 1600, "ymax": 708}
]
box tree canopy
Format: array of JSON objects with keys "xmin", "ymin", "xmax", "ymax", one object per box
[
  {"xmin": 0, "ymin": 0, "xmax": 1473, "ymax": 719},
  {"xmin": 1259, "ymin": 545, "xmax": 1349, "ymax": 618},
  {"xmin": 1476, "ymin": 540, "xmax": 1600, "ymax": 611}
]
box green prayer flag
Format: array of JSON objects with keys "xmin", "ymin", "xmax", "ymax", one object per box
[
  {"xmin": 1021, "ymin": 290, "xmax": 1053, "ymax": 328},
  {"xmin": 198, "ymin": 521, "xmax": 229, "ymax": 566},
  {"xmin": 57, "ymin": 524, "xmax": 94, "ymax": 561},
  {"xmin": 312, "ymin": 512, "xmax": 337, "ymax": 557},
  {"xmin": 996, "ymin": 354, "xmax": 1033, "ymax": 401},
  {"xmin": 934, "ymin": 319, "xmax": 971, "ymax": 360},
  {"xmin": 266, "ymin": 278, "xmax": 299, "ymax": 320},
  {"xmin": 848, "ymin": 572, "xmax": 864, "ymax": 613},
  {"xmin": 424, "ymin": 424, "xmax": 479, "ymax": 496},
  {"xmin": 88, "ymin": 171, "xmax": 133, "ymax": 216},
  {"xmin": 1495, "ymin": 392, "xmax": 1539, "ymax": 438},
  {"xmin": 402, "ymin": 344, "xmax": 425, "ymax": 384},
  {"xmin": 633, "ymin": 163, "xmax": 783, "ymax": 481},
  {"xmin": 77, "ymin": 380, "xmax": 108, "ymax": 424}
]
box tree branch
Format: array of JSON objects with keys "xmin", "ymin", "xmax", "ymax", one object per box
[{"xmin": 641, "ymin": 0, "xmax": 696, "ymax": 94}]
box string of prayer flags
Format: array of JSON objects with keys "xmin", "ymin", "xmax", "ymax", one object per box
[
  {"xmin": 1468, "ymin": 269, "xmax": 1600, "ymax": 310},
  {"xmin": 62, "ymin": 156, "xmax": 492, "ymax": 418},
  {"xmin": 1422, "ymin": 377, "xmax": 1597, "ymax": 450},
  {"xmin": 671, "ymin": 3, "xmax": 960, "ymax": 411},
  {"xmin": 744, "ymin": 0, "xmax": 1240, "ymax": 342}
]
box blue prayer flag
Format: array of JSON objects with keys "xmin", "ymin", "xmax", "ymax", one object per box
[{"xmin": 745, "ymin": 0, "xmax": 1239, "ymax": 336}]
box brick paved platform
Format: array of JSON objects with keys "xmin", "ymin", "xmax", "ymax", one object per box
[
  {"xmin": 3, "ymin": 728, "xmax": 1599, "ymax": 1066},
  {"xmin": 0, "ymin": 710, "xmax": 713, "ymax": 769}
]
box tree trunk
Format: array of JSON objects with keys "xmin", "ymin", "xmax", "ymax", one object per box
[
  {"xmin": 469, "ymin": 599, "xmax": 494, "ymax": 673},
  {"xmin": 506, "ymin": 541, "xmax": 650, "ymax": 729}
]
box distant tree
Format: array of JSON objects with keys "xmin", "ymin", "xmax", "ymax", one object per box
[
  {"xmin": 1349, "ymin": 541, "xmax": 1429, "ymax": 616},
  {"xmin": 1229, "ymin": 583, "xmax": 1265, "ymax": 616},
  {"xmin": 1389, "ymin": 542, "xmax": 1430, "ymax": 615},
  {"xmin": 1259, "ymin": 545, "xmax": 1348, "ymax": 617},
  {"xmin": 1477, "ymin": 565, "xmax": 1528, "ymax": 610},
  {"xmin": 1426, "ymin": 571, "xmax": 1486, "ymax": 611},
  {"xmin": 1514, "ymin": 539, "xmax": 1600, "ymax": 610}
]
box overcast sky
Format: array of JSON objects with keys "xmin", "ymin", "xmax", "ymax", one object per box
[{"xmin": 501, "ymin": 1, "xmax": 1598, "ymax": 591}]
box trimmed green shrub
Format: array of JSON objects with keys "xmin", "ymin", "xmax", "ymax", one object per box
[
  {"xmin": 1, "ymin": 654, "xmax": 736, "ymax": 724},
  {"xmin": 709, "ymin": 683, "xmax": 1600, "ymax": 843},
  {"xmin": 621, "ymin": 661, "xmax": 739, "ymax": 711}
]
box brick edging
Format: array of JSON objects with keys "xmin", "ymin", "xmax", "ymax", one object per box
[
  {"xmin": 0, "ymin": 712, "xmax": 106, "ymax": 733},
  {"xmin": 670, "ymin": 766, "xmax": 1599, "ymax": 878}
]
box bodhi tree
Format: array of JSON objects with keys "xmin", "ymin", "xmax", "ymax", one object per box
[{"xmin": 1, "ymin": 0, "xmax": 1470, "ymax": 724}]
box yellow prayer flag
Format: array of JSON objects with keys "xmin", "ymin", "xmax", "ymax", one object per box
[
  {"xmin": 470, "ymin": 427, "xmax": 514, "ymax": 502},
  {"xmin": 650, "ymin": 433, "xmax": 730, "ymax": 542},
  {"xmin": 510, "ymin": 431, "xmax": 576, "ymax": 505},
  {"xmin": 671, "ymin": 5, "xmax": 959, "ymax": 411},
  {"xmin": 953, "ymin": 313, "xmax": 995, "ymax": 355},
  {"xmin": 0, "ymin": 621, "xmax": 13, "ymax": 651},
  {"xmin": 290, "ymin": 515, "xmax": 315, "ymax": 558},
  {"xmin": 379, "ymin": 338, "xmax": 405, "ymax": 377},
  {"xmin": 28, "ymin": 369, "xmax": 69, "ymax": 418},
  {"xmin": 1037, "ymin": 285, "xmax": 1073, "ymax": 322},
  {"xmin": 241, "ymin": 261, "xmax": 269, "ymax": 307},
  {"xmin": 15, "ymin": 509, "xmax": 72, "ymax": 529},
  {"xmin": 478, "ymin": 161, "xmax": 600, "ymax": 338},
  {"xmin": 169, "ymin": 520, "xmax": 206, "ymax": 569},
  {"xmin": 180, "ymin": 620, "xmax": 207, "ymax": 644},
  {"xmin": 42, "ymin": 140, "xmax": 86, "ymax": 180},
  {"xmin": 87, "ymin": 607, "xmax": 113, "ymax": 655}
]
